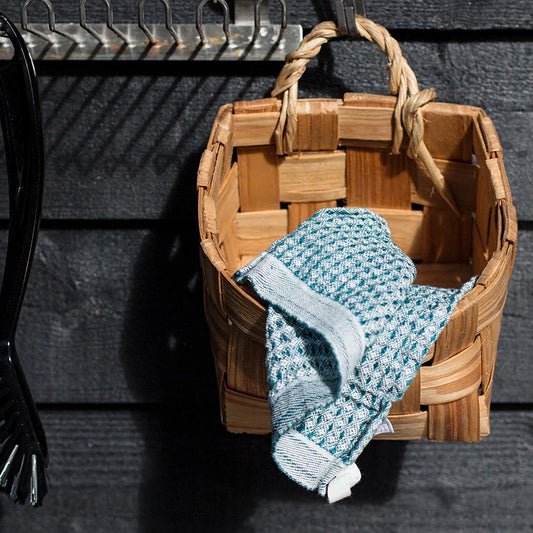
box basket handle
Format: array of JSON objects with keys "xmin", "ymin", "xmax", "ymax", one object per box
[{"xmin": 271, "ymin": 17, "xmax": 460, "ymax": 216}]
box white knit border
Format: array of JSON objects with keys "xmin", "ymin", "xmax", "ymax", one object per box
[
  {"xmin": 274, "ymin": 430, "xmax": 346, "ymax": 493},
  {"xmin": 235, "ymin": 252, "xmax": 366, "ymax": 390}
]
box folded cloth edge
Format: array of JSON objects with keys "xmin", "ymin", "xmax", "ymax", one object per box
[
  {"xmin": 234, "ymin": 251, "xmax": 366, "ymax": 400},
  {"xmin": 273, "ymin": 429, "xmax": 348, "ymax": 493}
]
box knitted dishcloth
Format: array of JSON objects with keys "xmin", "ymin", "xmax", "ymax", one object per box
[{"xmin": 234, "ymin": 208, "xmax": 476, "ymax": 500}]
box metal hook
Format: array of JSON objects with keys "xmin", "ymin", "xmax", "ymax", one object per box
[
  {"xmin": 138, "ymin": 0, "xmax": 179, "ymax": 45},
  {"xmin": 253, "ymin": 0, "xmax": 287, "ymax": 42},
  {"xmin": 21, "ymin": 0, "xmax": 78, "ymax": 44},
  {"xmin": 196, "ymin": 0, "xmax": 230, "ymax": 45},
  {"xmin": 335, "ymin": 0, "xmax": 366, "ymax": 38},
  {"xmin": 79, "ymin": 0, "xmax": 129, "ymax": 45}
]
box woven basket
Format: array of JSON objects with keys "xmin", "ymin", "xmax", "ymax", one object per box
[{"xmin": 197, "ymin": 17, "xmax": 516, "ymax": 442}]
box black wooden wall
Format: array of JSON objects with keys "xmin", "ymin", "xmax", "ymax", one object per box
[{"xmin": 0, "ymin": 1, "xmax": 531, "ymax": 531}]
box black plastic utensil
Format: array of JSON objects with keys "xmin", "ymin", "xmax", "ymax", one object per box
[{"xmin": 0, "ymin": 12, "xmax": 47, "ymax": 506}]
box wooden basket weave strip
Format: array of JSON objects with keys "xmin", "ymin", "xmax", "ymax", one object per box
[
  {"xmin": 197, "ymin": 17, "xmax": 516, "ymax": 442},
  {"xmin": 272, "ymin": 18, "xmax": 459, "ymax": 215}
]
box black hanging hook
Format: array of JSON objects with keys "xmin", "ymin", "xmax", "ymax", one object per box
[
  {"xmin": 0, "ymin": 11, "xmax": 48, "ymax": 506},
  {"xmin": 335, "ymin": 0, "xmax": 366, "ymax": 38}
]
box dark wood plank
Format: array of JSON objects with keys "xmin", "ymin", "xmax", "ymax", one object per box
[
  {"xmin": 496, "ymin": 225, "xmax": 533, "ymax": 402},
  {"xmin": 10, "ymin": 228, "xmax": 215, "ymax": 404},
  {"xmin": 324, "ymin": 40, "xmax": 531, "ymax": 114},
  {"xmin": 490, "ymin": 111, "xmax": 532, "ymax": 221},
  {"xmin": 0, "ymin": 4, "xmax": 529, "ymax": 529},
  {"xmin": 0, "ymin": 42, "xmax": 529, "ymax": 220},
  {"xmin": 0, "ymin": 0, "xmax": 531, "ymax": 30},
  {"xmin": 0, "ymin": 70, "xmax": 277, "ymax": 220},
  {"xmin": 0, "ymin": 408, "xmax": 531, "ymax": 532},
  {"xmin": 0, "ymin": 227, "xmax": 527, "ymax": 404}
]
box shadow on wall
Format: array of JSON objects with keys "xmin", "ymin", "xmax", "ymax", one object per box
[
  {"xmin": 119, "ymin": 72, "xmax": 406, "ymax": 533},
  {"xmin": 119, "ymin": 148, "xmax": 270, "ymax": 532}
]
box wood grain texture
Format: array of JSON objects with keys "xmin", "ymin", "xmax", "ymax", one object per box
[
  {"xmin": 414, "ymin": 263, "xmax": 474, "ymax": 288},
  {"xmin": 235, "ymin": 209, "xmax": 288, "ymax": 256},
  {"xmin": 346, "ymin": 149, "xmax": 412, "ymax": 209},
  {"xmin": 0, "ymin": 5, "xmax": 529, "ymax": 527},
  {"xmin": 9, "ymin": 228, "xmax": 214, "ymax": 404},
  {"xmin": 237, "ymin": 146, "xmax": 280, "ymax": 211},
  {"xmin": 411, "ymin": 158, "xmax": 477, "ymax": 213},
  {"xmin": 421, "ymin": 207, "xmax": 473, "ymax": 263},
  {"xmin": 428, "ymin": 391, "xmax": 481, "ymax": 442},
  {"xmin": 287, "ymin": 201, "xmax": 337, "ymax": 232},
  {"xmin": 294, "ymin": 99, "xmax": 339, "ymax": 151},
  {"xmin": 0, "ymin": 409, "xmax": 531, "ymax": 532},
  {"xmin": 0, "ymin": 44, "xmax": 527, "ymax": 218},
  {"xmin": 373, "ymin": 208, "xmax": 424, "ymax": 260},
  {"xmin": 0, "ymin": 227, "xmax": 525, "ymax": 404},
  {"xmin": 235, "ymin": 99, "xmax": 281, "ymax": 211},
  {"xmin": 278, "ymin": 151, "xmax": 346, "ymax": 202},
  {"xmin": 227, "ymin": 327, "xmax": 268, "ymax": 398}
]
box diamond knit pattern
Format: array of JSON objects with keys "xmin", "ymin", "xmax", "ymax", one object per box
[{"xmin": 234, "ymin": 208, "xmax": 476, "ymax": 497}]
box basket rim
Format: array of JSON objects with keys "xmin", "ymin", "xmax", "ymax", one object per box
[{"xmin": 198, "ymin": 94, "xmax": 517, "ymax": 335}]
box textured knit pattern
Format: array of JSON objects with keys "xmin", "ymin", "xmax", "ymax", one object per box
[{"xmin": 234, "ymin": 208, "xmax": 476, "ymax": 497}]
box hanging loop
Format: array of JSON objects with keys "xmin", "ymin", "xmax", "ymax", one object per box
[
  {"xmin": 79, "ymin": 0, "xmax": 129, "ymax": 45},
  {"xmin": 21, "ymin": 0, "xmax": 78, "ymax": 44},
  {"xmin": 253, "ymin": 0, "xmax": 287, "ymax": 42},
  {"xmin": 138, "ymin": 0, "xmax": 179, "ymax": 45},
  {"xmin": 271, "ymin": 17, "xmax": 460, "ymax": 215},
  {"xmin": 335, "ymin": 0, "xmax": 366, "ymax": 38},
  {"xmin": 196, "ymin": 0, "xmax": 231, "ymax": 45}
]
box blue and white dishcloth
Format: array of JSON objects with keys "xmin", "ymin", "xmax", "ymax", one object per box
[{"xmin": 234, "ymin": 208, "xmax": 476, "ymax": 502}]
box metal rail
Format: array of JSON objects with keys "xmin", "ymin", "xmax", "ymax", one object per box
[{"xmin": 0, "ymin": 0, "xmax": 302, "ymax": 61}]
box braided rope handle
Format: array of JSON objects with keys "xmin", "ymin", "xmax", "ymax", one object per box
[{"xmin": 271, "ymin": 18, "xmax": 459, "ymax": 215}]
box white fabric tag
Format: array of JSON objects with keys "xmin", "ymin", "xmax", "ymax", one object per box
[
  {"xmin": 327, "ymin": 463, "xmax": 362, "ymax": 504},
  {"xmin": 374, "ymin": 418, "xmax": 394, "ymax": 436}
]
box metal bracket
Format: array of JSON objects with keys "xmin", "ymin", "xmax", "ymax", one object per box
[
  {"xmin": 235, "ymin": 0, "xmax": 268, "ymax": 25},
  {"xmin": 236, "ymin": 0, "xmax": 287, "ymax": 43},
  {"xmin": 21, "ymin": 0, "xmax": 77, "ymax": 44},
  {"xmin": 138, "ymin": 0, "xmax": 179, "ymax": 46},
  {"xmin": 0, "ymin": 0, "xmax": 302, "ymax": 61},
  {"xmin": 80, "ymin": 0, "xmax": 129, "ymax": 45},
  {"xmin": 336, "ymin": 0, "xmax": 366, "ymax": 38}
]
